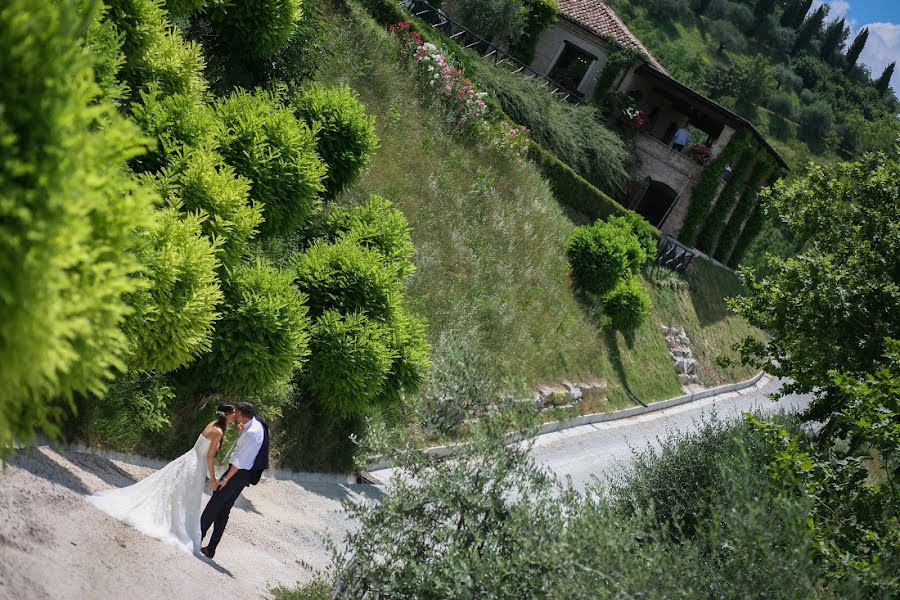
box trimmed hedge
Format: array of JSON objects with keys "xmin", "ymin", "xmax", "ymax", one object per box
[
  {"xmin": 727, "ymin": 203, "xmax": 766, "ymax": 268},
  {"xmin": 712, "ymin": 160, "xmax": 776, "ymax": 262},
  {"xmin": 566, "ymin": 220, "xmax": 645, "ymax": 296},
  {"xmin": 604, "ymin": 276, "xmax": 652, "ymax": 331},
  {"xmin": 695, "ymin": 151, "xmax": 757, "ymax": 254}
]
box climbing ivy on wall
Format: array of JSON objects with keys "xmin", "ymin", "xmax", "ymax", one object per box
[
  {"xmin": 695, "ymin": 150, "xmax": 758, "ymax": 254},
  {"xmin": 510, "ymin": 0, "xmax": 560, "ymax": 64},
  {"xmin": 594, "ymin": 46, "xmax": 643, "ymax": 102},
  {"xmin": 726, "ymin": 202, "xmax": 766, "ymax": 268},
  {"xmin": 713, "ymin": 158, "xmax": 777, "ymax": 263},
  {"xmin": 677, "ymin": 131, "xmax": 752, "ymax": 247}
]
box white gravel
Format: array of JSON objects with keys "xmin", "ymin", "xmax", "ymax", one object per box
[{"xmin": 0, "ymin": 446, "xmax": 382, "ymax": 600}]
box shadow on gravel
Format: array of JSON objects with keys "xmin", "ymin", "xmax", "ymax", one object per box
[
  {"xmin": 11, "ymin": 448, "xmax": 95, "ymax": 495},
  {"xmin": 290, "ymin": 481, "xmax": 386, "ymax": 503},
  {"xmin": 63, "ymin": 451, "xmax": 140, "ymax": 489}
]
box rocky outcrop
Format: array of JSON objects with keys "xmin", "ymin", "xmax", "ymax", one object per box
[
  {"xmin": 534, "ymin": 379, "xmax": 608, "ymax": 409},
  {"xmin": 661, "ymin": 325, "xmax": 701, "ymax": 386}
]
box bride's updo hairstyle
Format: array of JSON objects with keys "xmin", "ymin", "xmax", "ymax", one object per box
[{"xmin": 215, "ymin": 404, "xmax": 235, "ymax": 431}]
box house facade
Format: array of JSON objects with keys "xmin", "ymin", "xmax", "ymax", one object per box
[{"xmin": 529, "ymin": 0, "xmax": 787, "ymax": 245}]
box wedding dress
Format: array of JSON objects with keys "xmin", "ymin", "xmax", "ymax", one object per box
[{"xmin": 88, "ymin": 434, "xmax": 211, "ymax": 553}]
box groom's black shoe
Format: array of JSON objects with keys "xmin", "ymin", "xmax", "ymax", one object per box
[{"xmin": 200, "ymin": 546, "xmax": 215, "ymax": 559}]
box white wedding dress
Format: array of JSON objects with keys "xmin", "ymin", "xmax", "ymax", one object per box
[{"xmin": 88, "ymin": 434, "xmax": 211, "ymax": 553}]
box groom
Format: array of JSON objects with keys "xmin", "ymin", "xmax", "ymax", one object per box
[{"xmin": 200, "ymin": 401, "xmax": 269, "ymax": 560}]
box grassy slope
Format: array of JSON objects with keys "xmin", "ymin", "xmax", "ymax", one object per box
[{"xmin": 311, "ymin": 1, "xmax": 758, "ymax": 407}]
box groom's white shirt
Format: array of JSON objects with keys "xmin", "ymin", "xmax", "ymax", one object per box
[{"xmin": 230, "ymin": 417, "xmax": 264, "ymax": 470}]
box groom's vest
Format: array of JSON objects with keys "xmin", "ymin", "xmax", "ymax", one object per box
[{"xmin": 248, "ymin": 419, "xmax": 270, "ymax": 486}]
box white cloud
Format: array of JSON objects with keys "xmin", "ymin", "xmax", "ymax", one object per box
[
  {"xmin": 812, "ymin": 0, "xmax": 851, "ymax": 22},
  {"xmin": 858, "ymin": 22, "xmax": 900, "ymax": 94}
]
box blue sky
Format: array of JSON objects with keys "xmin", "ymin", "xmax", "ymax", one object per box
[{"xmin": 814, "ymin": 1, "xmax": 900, "ymax": 94}]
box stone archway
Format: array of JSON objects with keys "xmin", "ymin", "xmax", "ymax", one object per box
[{"xmin": 635, "ymin": 180, "xmax": 679, "ymax": 228}]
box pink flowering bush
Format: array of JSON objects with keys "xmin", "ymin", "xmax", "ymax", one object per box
[
  {"xmin": 493, "ymin": 121, "xmax": 530, "ymax": 162},
  {"xmin": 690, "ymin": 143, "xmax": 712, "ymax": 165}
]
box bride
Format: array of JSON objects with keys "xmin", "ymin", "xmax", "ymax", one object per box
[{"xmin": 88, "ymin": 404, "xmax": 236, "ymax": 553}]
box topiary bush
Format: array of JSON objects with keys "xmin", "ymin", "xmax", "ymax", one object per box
[
  {"xmin": 320, "ymin": 195, "xmax": 416, "ymax": 280},
  {"xmin": 204, "ymin": 259, "xmax": 311, "ymax": 396},
  {"xmin": 607, "ymin": 212, "xmax": 657, "ymax": 268},
  {"xmin": 208, "ymin": 0, "xmax": 302, "ymax": 60},
  {"xmin": 302, "ymin": 310, "xmax": 393, "ymax": 418},
  {"xmin": 291, "ymin": 83, "xmax": 378, "ymax": 198},
  {"xmin": 215, "ymin": 89, "xmax": 326, "ymax": 236},
  {"xmin": 104, "ymin": 0, "xmax": 207, "ymax": 98},
  {"xmin": 566, "ymin": 220, "xmax": 645, "ymax": 296},
  {"xmin": 0, "ymin": 0, "xmax": 154, "ymax": 450},
  {"xmin": 130, "ymin": 84, "xmax": 218, "ymax": 172},
  {"xmin": 125, "ymin": 208, "xmax": 223, "ymax": 373},
  {"xmin": 380, "ymin": 307, "xmax": 431, "ymax": 405},
  {"xmin": 155, "ymin": 145, "xmax": 263, "ymax": 267},
  {"xmin": 291, "ymin": 239, "xmax": 400, "ymax": 321},
  {"xmin": 603, "ymin": 276, "xmax": 651, "ymax": 331}
]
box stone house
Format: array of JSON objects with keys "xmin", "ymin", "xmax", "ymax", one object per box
[{"xmin": 529, "ymin": 0, "xmax": 787, "ymax": 239}]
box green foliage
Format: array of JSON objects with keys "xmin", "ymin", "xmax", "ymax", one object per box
[
  {"xmin": 608, "ymin": 212, "xmax": 657, "ymax": 265},
  {"xmin": 208, "ymin": 0, "xmax": 302, "ymax": 59},
  {"xmin": 644, "ymin": 0, "xmax": 690, "ymax": 20},
  {"xmin": 726, "ymin": 201, "xmax": 764, "ymax": 267},
  {"xmin": 130, "ymin": 84, "xmax": 217, "ymax": 171},
  {"xmin": 155, "ymin": 145, "xmax": 263, "ymax": 266},
  {"xmin": 844, "ymin": 27, "xmax": 868, "ymax": 71},
  {"xmin": 791, "ymin": 3, "xmax": 828, "ymax": 55},
  {"xmin": 105, "ymin": 0, "xmax": 208, "ymax": 98},
  {"xmin": 0, "ymin": 0, "xmax": 153, "ymax": 451},
  {"xmin": 566, "ymin": 219, "xmax": 645, "ymax": 296},
  {"xmin": 471, "ymin": 60, "xmax": 630, "ymax": 196},
  {"xmin": 766, "ymin": 92, "xmax": 795, "ymax": 118},
  {"xmin": 454, "ymin": 0, "xmax": 525, "ymax": 47},
  {"xmin": 204, "ymin": 259, "xmax": 311, "ymax": 397},
  {"xmin": 509, "ymin": 0, "xmax": 559, "ymax": 64},
  {"xmin": 164, "ymin": 0, "xmax": 206, "ymax": 16},
  {"xmin": 712, "ymin": 162, "xmax": 774, "ymax": 263},
  {"xmin": 695, "ymin": 151, "xmax": 757, "ymax": 254},
  {"xmin": 272, "ymin": 581, "xmax": 331, "ymax": 600},
  {"xmin": 798, "ymin": 101, "xmax": 833, "ymax": 146},
  {"xmin": 303, "ymin": 310, "xmax": 393, "ymax": 417},
  {"xmin": 704, "ymin": 54, "xmax": 775, "ymax": 110},
  {"xmin": 125, "ymin": 208, "xmax": 222, "ymax": 373},
  {"xmin": 729, "ymin": 153, "xmax": 900, "ymax": 425},
  {"xmin": 774, "ymin": 62, "xmax": 803, "ymax": 92},
  {"xmin": 82, "ymin": 1, "xmax": 129, "ymax": 104},
  {"xmin": 320, "ymin": 195, "xmax": 416, "ymax": 280},
  {"xmin": 292, "ymin": 238, "xmax": 400, "ymax": 320},
  {"xmin": 603, "ymin": 276, "xmax": 651, "ymax": 331},
  {"xmin": 291, "ymin": 83, "xmax": 378, "ymax": 198},
  {"xmin": 708, "ymin": 18, "xmax": 747, "ymax": 53},
  {"xmin": 818, "ymin": 17, "xmax": 849, "ymax": 63},
  {"xmin": 876, "ymin": 61, "xmax": 896, "ymax": 95},
  {"xmin": 215, "ymin": 89, "xmax": 326, "ymax": 236},
  {"xmin": 593, "ymin": 47, "xmax": 642, "ymax": 98}
]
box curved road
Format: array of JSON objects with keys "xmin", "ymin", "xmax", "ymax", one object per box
[{"xmin": 528, "ymin": 376, "xmax": 811, "ymax": 491}]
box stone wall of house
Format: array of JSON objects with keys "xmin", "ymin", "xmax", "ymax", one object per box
[{"xmin": 530, "ymin": 19, "xmax": 612, "ymax": 98}]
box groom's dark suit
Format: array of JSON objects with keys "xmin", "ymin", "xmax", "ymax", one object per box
[{"xmin": 200, "ymin": 417, "xmax": 269, "ymax": 556}]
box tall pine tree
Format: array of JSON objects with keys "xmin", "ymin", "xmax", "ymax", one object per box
[
  {"xmin": 791, "ymin": 4, "xmax": 828, "ymax": 55},
  {"xmin": 781, "ymin": 0, "xmax": 813, "ymax": 29},
  {"xmin": 845, "ymin": 27, "xmax": 869, "ymax": 72},
  {"xmin": 876, "ymin": 62, "xmax": 896, "ymax": 95},
  {"xmin": 819, "ymin": 17, "xmax": 849, "ymax": 63},
  {"xmin": 753, "ymin": 0, "xmax": 777, "ymax": 33}
]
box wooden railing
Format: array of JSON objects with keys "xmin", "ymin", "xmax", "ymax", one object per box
[
  {"xmin": 653, "ymin": 235, "xmax": 695, "ymax": 275},
  {"xmin": 402, "ymin": 0, "xmax": 584, "ymax": 103}
]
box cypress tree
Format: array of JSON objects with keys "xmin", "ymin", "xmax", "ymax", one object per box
[
  {"xmin": 781, "ymin": 0, "xmax": 812, "ymax": 29},
  {"xmin": 876, "ymin": 62, "xmax": 896, "ymax": 95},
  {"xmin": 753, "ymin": 0, "xmax": 777, "ymax": 33},
  {"xmin": 819, "ymin": 18, "xmax": 849, "ymax": 62},
  {"xmin": 845, "ymin": 27, "xmax": 868, "ymax": 72},
  {"xmin": 791, "ymin": 4, "xmax": 828, "ymax": 55}
]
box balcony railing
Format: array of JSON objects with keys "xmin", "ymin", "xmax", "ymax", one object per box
[{"xmin": 633, "ymin": 132, "xmax": 703, "ymax": 180}]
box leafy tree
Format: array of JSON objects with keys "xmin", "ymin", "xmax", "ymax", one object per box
[
  {"xmin": 774, "ymin": 63, "xmax": 803, "ymax": 91},
  {"xmin": 818, "ymin": 17, "xmax": 849, "ymax": 63},
  {"xmin": 751, "ymin": 0, "xmax": 777, "ymax": 35},
  {"xmin": 797, "ymin": 101, "xmax": 833, "ymax": 146},
  {"xmin": 0, "ymin": 0, "xmax": 153, "ymax": 451},
  {"xmin": 154, "ymin": 145, "xmax": 263, "ymax": 267},
  {"xmin": 876, "ymin": 62, "xmax": 896, "ymax": 95},
  {"xmin": 291, "ymin": 84, "xmax": 379, "ymax": 198},
  {"xmin": 214, "ymin": 89, "xmax": 326, "ymax": 236},
  {"xmin": 791, "ymin": 3, "xmax": 828, "ymax": 55},
  {"xmin": 603, "ymin": 276, "xmax": 651, "ymax": 331},
  {"xmin": 844, "ymin": 27, "xmax": 868, "ymax": 72},
  {"xmin": 454, "ymin": 0, "xmax": 525, "ymax": 46},
  {"xmin": 208, "ymin": 0, "xmax": 302, "ymax": 59},
  {"xmin": 709, "ymin": 19, "xmax": 747, "ymax": 53},
  {"xmin": 766, "ymin": 93, "xmax": 795, "ymax": 118},
  {"xmin": 729, "ymin": 153, "xmax": 900, "ymax": 429},
  {"xmin": 204, "ymin": 259, "xmax": 311, "ymax": 397},
  {"xmin": 704, "ymin": 55, "xmax": 775, "ymax": 109},
  {"xmin": 125, "ymin": 208, "xmax": 222, "ymax": 373},
  {"xmin": 792, "ymin": 53, "xmax": 828, "ymax": 89}
]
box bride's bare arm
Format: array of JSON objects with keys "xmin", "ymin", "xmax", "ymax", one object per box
[{"xmin": 206, "ymin": 428, "xmax": 224, "ymax": 487}]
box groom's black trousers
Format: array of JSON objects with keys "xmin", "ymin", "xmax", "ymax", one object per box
[{"xmin": 201, "ymin": 467, "xmax": 251, "ymax": 553}]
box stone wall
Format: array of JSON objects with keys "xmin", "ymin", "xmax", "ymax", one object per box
[{"xmin": 530, "ymin": 19, "xmax": 613, "ymax": 99}]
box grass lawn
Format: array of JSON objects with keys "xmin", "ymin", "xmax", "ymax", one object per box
[{"xmin": 309, "ymin": 0, "xmax": 764, "ymax": 411}]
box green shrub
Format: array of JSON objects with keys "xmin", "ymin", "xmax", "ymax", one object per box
[
  {"xmin": 607, "ymin": 212, "xmax": 657, "ymax": 267},
  {"xmin": 798, "ymin": 101, "xmax": 834, "ymax": 145},
  {"xmin": 164, "ymin": 0, "xmax": 206, "ymax": 16},
  {"xmin": 292, "ymin": 239, "xmax": 400, "ymax": 320},
  {"xmin": 766, "ymin": 93, "xmax": 795, "ymax": 119},
  {"xmin": 130, "ymin": 84, "xmax": 217, "ymax": 171},
  {"xmin": 509, "ymin": 0, "xmax": 559, "ymax": 64},
  {"xmin": 303, "ymin": 310, "xmax": 393, "ymax": 418},
  {"xmin": 104, "ymin": 0, "xmax": 207, "ymax": 98},
  {"xmin": 208, "ymin": 0, "xmax": 302, "ymax": 59},
  {"xmin": 155, "ymin": 145, "xmax": 263, "ymax": 267},
  {"xmin": 125, "ymin": 208, "xmax": 222, "ymax": 373},
  {"xmin": 291, "ymin": 83, "xmax": 378, "ymax": 198},
  {"xmin": 380, "ymin": 307, "xmax": 431, "ymax": 404},
  {"xmin": 0, "ymin": 0, "xmax": 154, "ymax": 450},
  {"xmin": 603, "ymin": 276, "xmax": 651, "ymax": 331},
  {"xmin": 455, "ymin": 0, "xmax": 525, "ymax": 47},
  {"xmin": 320, "ymin": 195, "xmax": 416, "ymax": 280},
  {"xmin": 215, "ymin": 89, "xmax": 326, "ymax": 236},
  {"xmin": 82, "ymin": 2, "xmax": 129, "ymax": 104},
  {"xmin": 566, "ymin": 220, "xmax": 645, "ymax": 295},
  {"xmin": 205, "ymin": 259, "xmax": 311, "ymax": 396}
]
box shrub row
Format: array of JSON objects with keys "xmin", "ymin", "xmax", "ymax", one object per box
[
  {"xmin": 694, "ymin": 150, "xmax": 758, "ymax": 254},
  {"xmin": 727, "ymin": 203, "xmax": 766, "ymax": 268},
  {"xmin": 712, "ymin": 159, "xmax": 777, "ymax": 263}
]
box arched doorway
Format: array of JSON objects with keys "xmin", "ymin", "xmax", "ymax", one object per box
[{"xmin": 635, "ymin": 180, "xmax": 678, "ymax": 228}]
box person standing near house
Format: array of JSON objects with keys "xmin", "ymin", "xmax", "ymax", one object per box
[{"xmin": 672, "ymin": 123, "xmax": 690, "ymax": 151}]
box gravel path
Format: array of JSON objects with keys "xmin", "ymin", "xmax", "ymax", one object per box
[{"xmin": 0, "ymin": 446, "xmax": 382, "ymax": 600}]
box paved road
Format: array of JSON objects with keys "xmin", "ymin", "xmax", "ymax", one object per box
[{"xmin": 529, "ymin": 377, "xmax": 811, "ymax": 491}]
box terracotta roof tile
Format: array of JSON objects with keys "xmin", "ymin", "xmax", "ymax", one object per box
[{"xmin": 558, "ymin": 0, "xmax": 668, "ymax": 73}]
